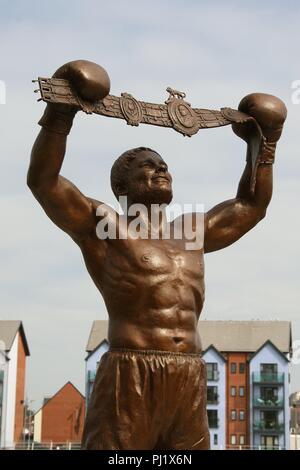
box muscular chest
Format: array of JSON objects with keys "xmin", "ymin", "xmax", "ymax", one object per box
[
  {"xmin": 124, "ymin": 239, "xmax": 204, "ymax": 279},
  {"xmin": 81, "ymin": 236, "xmax": 204, "ymax": 290}
]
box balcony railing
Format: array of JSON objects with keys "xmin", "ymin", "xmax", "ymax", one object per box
[
  {"xmin": 252, "ymin": 372, "xmax": 284, "ymax": 384},
  {"xmin": 253, "ymin": 421, "xmax": 285, "ymax": 433},
  {"xmin": 88, "ymin": 370, "xmax": 96, "ymax": 382},
  {"xmin": 253, "ymin": 398, "xmax": 284, "ymax": 408}
]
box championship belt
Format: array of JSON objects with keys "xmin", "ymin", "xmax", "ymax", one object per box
[{"xmin": 33, "ymin": 77, "xmax": 264, "ymax": 193}]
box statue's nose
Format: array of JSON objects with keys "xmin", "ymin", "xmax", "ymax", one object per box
[{"xmin": 157, "ymin": 164, "xmax": 167, "ymax": 173}]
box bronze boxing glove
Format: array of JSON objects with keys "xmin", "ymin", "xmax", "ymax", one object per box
[
  {"xmin": 232, "ymin": 93, "xmax": 287, "ymax": 164},
  {"xmin": 39, "ymin": 60, "xmax": 110, "ymax": 135}
]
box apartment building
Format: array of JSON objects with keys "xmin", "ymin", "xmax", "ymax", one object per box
[{"xmin": 0, "ymin": 321, "xmax": 30, "ymax": 448}]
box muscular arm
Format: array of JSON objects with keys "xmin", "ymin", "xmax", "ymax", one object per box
[
  {"xmin": 204, "ymin": 157, "xmax": 272, "ymax": 253},
  {"xmin": 27, "ymin": 60, "xmax": 111, "ymax": 243},
  {"xmin": 27, "ymin": 60, "xmax": 110, "ymax": 243},
  {"xmin": 27, "ymin": 124, "xmax": 96, "ymax": 243},
  {"xmin": 203, "ymin": 92, "xmax": 287, "ymax": 254}
]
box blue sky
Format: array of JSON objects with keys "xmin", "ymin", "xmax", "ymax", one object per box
[{"xmin": 0, "ymin": 0, "xmax": 300, "ymax": 409}]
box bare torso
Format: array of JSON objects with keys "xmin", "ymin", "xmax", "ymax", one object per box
[
  {"xmin": 27, "ymin": 64, "xmax": 279, "ymax": 357},
  {"xmin": 79, "ymin": 211, "xmax": 204, "ymax": 353}
]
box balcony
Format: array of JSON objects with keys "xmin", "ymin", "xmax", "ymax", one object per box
[
  {"xmin": 253, "ymin": 421, "xmax": 285, "ymax": 434},
  {"xmin": 252, "ymin": 372, "xmax": 284, "ymax": 385},
  {"xmin": 253, "ymin": 398, "xmax": 284, "ymax": 409},
  {"xmin": 88, "ymin": 370, "xmax": 96, "ymax": 382}
]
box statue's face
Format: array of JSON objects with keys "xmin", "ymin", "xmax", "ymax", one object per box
[{"xmin": 125, "ymin": 151, "xmax": 173, "ymax": 206}]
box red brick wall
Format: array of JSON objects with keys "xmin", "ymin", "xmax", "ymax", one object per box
[
  {"xmin": 226, "ymin": 352, "xmax": 249, "ymax": 447},
  {"xmin": 41, "ymin": 383, "xmax": 85, "ymax": 443},
  {"xmin": 14, "ymin": 333, "xmax": 26, "ymax": 443}
]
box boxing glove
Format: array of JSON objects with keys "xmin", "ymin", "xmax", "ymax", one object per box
[
  {"xmin": 39, "ymin": 60, "xmax": 110, "ymax": 135},
  {"xmin": 232, "ymin": 93, "xmax": 287, "ymax": 164}
]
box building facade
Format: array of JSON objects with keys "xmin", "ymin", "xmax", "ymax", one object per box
[
  {"xmin": 85, "ymin": 320, "xmax": 292, "ymax": 450},
  {"xmin": 33, "ymin": 382, "xmax": 85, "ymax": 444},
  {"xmin": 0, "ymin": 321, "xmax": 30, "ymax": 449},
  {"xmin": 201, "ymin": 321, "xmax": 292, "ymax": 450},
  {"xmin": 249, "ymin": 341, "xmax": 289, "ymax": 450},
  {"xmin": 85, "ymin": 320, "xmax": 109, "ymax": 407},
  {"xmin": 202, "ymin": 346, "xmax": 226, "ymax": 450},
  {"xmin": 225, "ymin": 352, "xmax": 249, "ymax": 447}
]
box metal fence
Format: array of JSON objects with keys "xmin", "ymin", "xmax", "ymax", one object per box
[
  {"xmin": 2, "ymin": 442, "xmax": 82, "ymax": 450},
  {"xmin": 1, "ymin": 442, "xmax": 291, "ymax": 451}
]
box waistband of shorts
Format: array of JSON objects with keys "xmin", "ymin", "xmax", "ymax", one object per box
[{"xmin": 107, "ymin": 347, "xmax": 203, "ymax": 360}]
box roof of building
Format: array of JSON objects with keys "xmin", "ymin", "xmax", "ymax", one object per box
[
  {"xmin": 202, "ymin": 344, "xmax": 226, "ymax": 362},
  {"xmin": 85, "ymin": 339, "xmax": 109, "ymax": 361},
  {"xmin": 34, "ymin": 382, "xmax": 85, "ymax": 416},
  {"xmin": 249, "ymin": 340, "xmax": 290, "ymax": 363},
  {"xmin": 86, "ymin": 320, "xmax": 108, "ymax": 352},
  {"xmin": 199, "ymin": 321, "xmax": 291, "ymax": 354},
  {"xmin": 0, "ymin": 320, "xmax": 30, "ymax": 356},
  {"xmin": 86, "ymin": 320, "xmax": 292, "ymax": 355}
]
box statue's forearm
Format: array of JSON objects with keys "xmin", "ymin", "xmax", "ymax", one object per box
[
  {"xmin": 27, "ymin": 105, "xmax": 76, "ymax": 190},
  {"xmin": 27, "ymin": 128, "xmax": 68, "ymax": 189},
  {"xmin": 236, "ymin": 154, "xmax": 273, "ymax": 214}
]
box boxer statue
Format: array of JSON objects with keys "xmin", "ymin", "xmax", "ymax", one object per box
[{"xmin": 27, "ymin": 60, "xmax": 287, "ymax": 450}]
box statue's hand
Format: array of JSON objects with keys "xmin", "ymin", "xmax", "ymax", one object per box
[
  {"xmin": 53, "ymin": 60, "xmax": 110, "ymax": 105},
  {"xmin": 232, "ymin": 93, "xmax": 287, "ymax": 144},
  {"xmin": 39, "ymin": 60, "xmax": 111, "ymax": 133}
]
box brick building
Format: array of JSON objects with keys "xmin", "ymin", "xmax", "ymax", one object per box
[
  {"xmin": 33, "ymin": 382, "xmax": 85, "ymax": 444},
  {"xmin": 0, "ymin": 321, "xmax": 30, "ymax": 448}
]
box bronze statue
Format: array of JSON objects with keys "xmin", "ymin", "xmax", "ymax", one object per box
[{"xmin": 28, "ymin": 60, "xmax": 287, "ymax": 450}]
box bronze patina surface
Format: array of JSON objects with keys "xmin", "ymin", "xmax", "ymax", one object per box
[{"xmin": 28, "ymin": 60, "xmax": 287, "ymax": 450}]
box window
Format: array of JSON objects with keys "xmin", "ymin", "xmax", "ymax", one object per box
[
  {"xmin": 239, "ymin": 363, "xmax": 245, "ymax": 374},
  {"xmin": 207, "ymin": 386, "xmax": 218, "ymax": 404},
  {"xmin": 214, "ymin": 434, "xmax": 218, "ymax": 445},
  {"xmin": 260, "ymin": 387, "xmax": 278, "ymax": 404},
  {"xmin": 206, "ymin": 363, "xmax": 218, "ymax": 381},
  {"xmin": 239, "ymin": 410, "xmax": 245, "ymax": 421},
  {"xmin": 239, "ymin": 435, "xmax": 245, "ymax": 445},
  {"xmin": 230, "ymin": 435, "xmax": 237, "ymax": 445},
  {"xmin": 239, "ymin": 386, "xmax": 245, "ymax": 397},
  {"xmin": 261, "ymin": 435, "xmax": 279, "ymax": 450},
  {"xmin": 231, "ymin": 410, "xmax": 237, "ymax": 421},
  {"xmin": 230, "ymin": 386, "xmax": 236, "ymax": 397},
  {"xmin": 260, "ymin": 410, "xmax": 278, "ymax": 430},
  {"xmin": 260, "ymin": 363, "xmax": 278, "ymax": 381},
  {"xmin": 261, "ymin": 364, "xmax": 278, "ymax": 374},
  {"xmin": 207, "ymin": 410, "xmax": 218, "ymax": 428},
  {"xmin": 231, "ymin": 363, "xmax": 237, "ymax": 374}
]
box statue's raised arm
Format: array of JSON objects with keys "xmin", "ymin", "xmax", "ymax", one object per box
[{"xmin": 27, "ymin": 60, "xmax": 110, "ymax": 243}]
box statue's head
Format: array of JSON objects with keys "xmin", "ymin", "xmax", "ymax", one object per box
[{"xmin": 111, "ymin": 147, "xmax": 173, "ymax": 206}]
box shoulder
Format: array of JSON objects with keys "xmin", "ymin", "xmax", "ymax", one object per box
[{"xmin": 87, "ymin": 198, "xmax": 120, "ymax": 229}]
